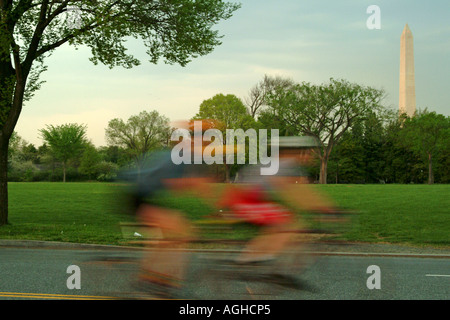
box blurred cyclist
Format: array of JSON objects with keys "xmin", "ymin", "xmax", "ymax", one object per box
[
  {"xmin": 217, "ymin": 136, "xmax": 337, "ymax": 264},
  {"xmin": 119, "ymin": 120, "xmax": 216, "ymax": 299}
]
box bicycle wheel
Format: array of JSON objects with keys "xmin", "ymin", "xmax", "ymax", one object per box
[
  {"xmin": 192, "ymin": 252, "xmax": 290, "ymax": 300},
  {"xmin": 75, "ymin": 254, "xmax": 142, "ymax": 299}
]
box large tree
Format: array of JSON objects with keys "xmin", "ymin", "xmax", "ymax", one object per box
[
  {"xmin": 266, "ymin": 78, "xmax": 385, "ymax": 184},
  {"xmin": 105, "ymin": 110, "xmax": 171, "ymax": 171},
  {"xmin": 381, "ymin": 116, "xmax": 424, "ymax": 184},
  {"xmin": 0, "ymin": 0, "xmax": 240, "ymax": 225},
  {"xmin": 325, "ymin": 111, "xmax": 386, "ymax": 184},
  {"xmin": 193, "ymin": 93, "xmax": 255, "ymax": 181},
  {"xmin": 399, "ymin": 110, "xmax": 450, "ymax": 184},
  {"xmin": 39, "ymin": 123, "xmax": 87, "ymax": 182},
  {"xmin": 244, "ymin": 74, "xmax": 295, "ymax": 119}
]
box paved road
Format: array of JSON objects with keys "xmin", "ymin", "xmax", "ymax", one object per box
[{"xmin": 0, "ymin": 243, "xmax": 448, "ymax": 300}]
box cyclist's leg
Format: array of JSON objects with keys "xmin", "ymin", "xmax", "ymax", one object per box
[
  {"xmin": 137, "ymin": 204, "xmax": 193, "ymax": 294},
  {"xmin": 235, "ymin": 216, "xmax": 297, "ymax": 263}
]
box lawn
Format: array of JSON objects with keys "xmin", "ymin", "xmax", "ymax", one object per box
[
  {"xmin": 1, "ymin": 182, "xmax": 131, "ymax": 245},
  {"xmin": 1, "ymin": 182, "xmax": 449, "ymax": 248},
  {"xmin": 314, "ymin": 184, "xmax": 450, "ymax": 246}
]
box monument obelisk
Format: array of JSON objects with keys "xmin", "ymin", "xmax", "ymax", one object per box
[{"xmin": 399, "ymin": 24, "xmax": 416, "ymax": 117}]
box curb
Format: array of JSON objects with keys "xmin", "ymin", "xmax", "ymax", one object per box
[
  {"xmin": 308, "ymin": 251, "xmax": 450, "ymax": 259},
  {"xmin": 1, "ymin": 239, "xmax": 449, "ymax": 258},
  {"xmin": 0, "ymin": 239, "xmax": 139, "ymax": 251}
]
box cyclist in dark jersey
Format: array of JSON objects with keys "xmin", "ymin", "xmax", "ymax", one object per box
[{"xmin": 119, "ymin": 123, "xmax": 216, "ymax": 299}]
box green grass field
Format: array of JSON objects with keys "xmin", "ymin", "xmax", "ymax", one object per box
[{"xmin": 1, "ymin": 182, "xmax": 449, "ymax": 248}]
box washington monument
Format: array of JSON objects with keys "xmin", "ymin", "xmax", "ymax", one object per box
[{"xmin": 399, "ymin": 24, "xmax": 416, "ymax": 117}]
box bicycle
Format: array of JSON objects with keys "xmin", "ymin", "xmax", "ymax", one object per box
[
  {"xmin": 75, "ymin": 208, "xmax": 355, "ymax": 300},
  {"xmin": 127, "ymin": 208, "xmax": 354, "ymax": 299}
]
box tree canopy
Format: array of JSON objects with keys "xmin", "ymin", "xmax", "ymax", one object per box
[
  {"xmin": 193, "ymin": 93, "xmax": 255, "ymax": 181},
  {"xmin": 39, "ymin": 123, "xmax": 87, "ymax": 182},
  {"xmin": 265, "ymin": 78, "xmax": 385, "ymax": 184},
  {"xmin": 399, "ymin": 110, "xmax": 450, "ymax": 184},
  {"xmin": 105, "ymin": 110, "xmax": 171, "ymax": 170},
  {"xmin": 0, "ymin": 0, "xmax": 241, "ymax": 225},
  {"xmin": 193, "ymin": 93, "xmax": 255, "ymax": 130}
]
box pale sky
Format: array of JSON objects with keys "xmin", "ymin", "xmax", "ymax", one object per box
[{"xmin": 15, "ymin": 0, "xmax": 450, "ymax": 147}]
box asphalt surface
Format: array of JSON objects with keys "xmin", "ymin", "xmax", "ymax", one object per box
[{"xmin": 0, "ymin": 239, "xmax": 449, "ymax": 300}]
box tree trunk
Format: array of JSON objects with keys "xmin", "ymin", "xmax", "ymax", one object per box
[
  {"xmin": 0, "ymin": 67, "xmax": 28, "ymax": 226},
  {"xmin": 428, "ymin": 153, "xmax": 434, "ymax": 185},
  {"xmin": 319, "ymin": 157, "xmax": 328, "ymax": 184},
  {"xmin": 319, "ymin": 143, "xmax": 334, "ymax": 184},
  {"xmin": 224, "ymin": 163, "xmax": 230, "ymax": 183},
  {"xmin": 63, "ymin": 162, "xmax": 66, "ymax": 183},
  {"xmin": 335, "ymin": 162, "xmax": 339, "ymax": 184},
  {"xmin": 0, "ymin": 137, "xmax": 8, "ymax": 225}
]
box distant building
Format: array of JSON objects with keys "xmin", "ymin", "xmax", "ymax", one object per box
[{"xmin": 399, "ymin": 24, "xmax": 416, "ymax": 118}]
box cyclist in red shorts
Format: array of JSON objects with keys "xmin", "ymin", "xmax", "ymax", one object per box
[{"xmin": 218, "ymin": 136, "xmax": 337, "ymax": 264}]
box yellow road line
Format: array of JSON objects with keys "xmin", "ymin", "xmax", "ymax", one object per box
[{"xmin": 0, "ymin": 291, "xmax": 118, "ymax": 300}]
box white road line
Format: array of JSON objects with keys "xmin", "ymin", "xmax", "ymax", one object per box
[{"xmin": 425, "ymin": 274, "xmax": 450, "ymax": 277}]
